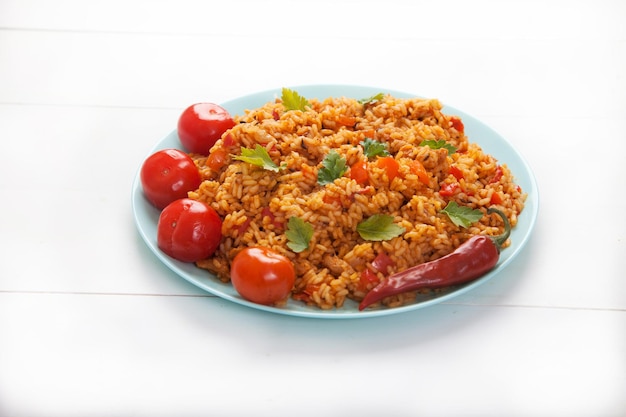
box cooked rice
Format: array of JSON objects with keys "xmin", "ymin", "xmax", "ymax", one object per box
[{"xmin": 188, "ymin": 94, "xmax": 526, "ymax": 309}]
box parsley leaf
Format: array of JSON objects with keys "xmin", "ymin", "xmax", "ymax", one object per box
[
  {"xmin": 440, "ymin": 201, "xmax": 483, "ymax": 228},
  {"xmin": 317, "ymin": 150, "xmax": 348, "ymax": 185},
  {"xmin": 356, "ymin": 214, "xmax": 405, "ymax": 241},
  {"xmin": 358, "ymin": 92, "xmax": 385, "ymax": 105},
  {"xmin": 232, "ymin": 145, "xmax": 285, "ymax": 172},
  {"xmin": 285, "ymin": 217, "xmax": 314, "ymax": 253},
  {"xmin": 281, "ymin": 87, "xmax": 310, "ymax": 111},
  {"xmin": 419, "ymin": 140, "xmax": 457, "ymax": 155},
  {"xmin": 361, "ymin": 138, "xmax": 390, "ymax": 159}
]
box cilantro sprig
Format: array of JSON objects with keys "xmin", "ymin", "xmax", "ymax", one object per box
[
  {"xmin": 281, "ymin": 88, "xmax": 310, "ymax": 111},
  {"xmin": 285, "ymin": 217, "xmax": 314, "ymax": 253},
  {"xmin": 358, "ymin": 92, "xmax": 385, "ymax": 105},
  {"xmin": 419, "ymin": 140, "xmax": 457, "ymax": 155},
  {"xmin": 440, "ymin": 201, "xmax": 483, "ymax": 228},
  {"xmin": 356, "ymin": 214, "xmax": 405, "ymax": 241},
  {"xmin": 232, "ymin": 145, "xmax": 286, "ymax": 172},
  {"xmin": 317, "ymin": 150, "xmax": 348, "ymax": 185},
  {"xmin": 361, "ymin": 138, "xmax": 390, "ymax": 159}
]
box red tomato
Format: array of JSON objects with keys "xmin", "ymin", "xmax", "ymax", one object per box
[
  {"xmin": 230, "ymin": 247, "xmax": 295, "ymax": 305},
  {"xmin": 157, "ymin": 198, "xmax": 222, "ymax": 262},
  {"xmin": 350, "ymin": 160, "xmax": 369, "ymax": 185},
  {"xmin": 177, "ymin": 103, "xmax": 235, "ymax": 155},
  {"xmin": 140, "ymin": 149, "xmax": 202, "ymax": 209}
]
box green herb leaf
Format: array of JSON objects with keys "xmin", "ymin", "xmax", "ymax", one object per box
[
  {"xmin": 358, "ymin": 92, "xmax": 385, "ymax": 105},
  {"xmin": 232, "ymin": 145, "xmax": 285, "ymax": 172},
  {"xmin": 281, "ymin": 87, "xmax": 310, "ymax": 111},
  {"xmin": 419, "ymin": 140, "xmax": 457, "ymax": 155},
  {"xmin": 440, "ymin": 201, "xmax": 483, "ymax": 228},
  {"xmin": 361, "ymin": 137, "xmax": 390, "ymax": 159},
  {"xmin": 356, "ymin": 214, "xmax": 405, "ymax": 241},
  {"xmin": 317, "ymin": 150, "xmax": 348, "ymax": 185},
  {"xmin": 285, "ymin": 217, "xmax": 314, "ymax": 253}
]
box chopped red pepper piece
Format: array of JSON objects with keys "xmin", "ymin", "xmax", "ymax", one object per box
[
  {"xmin": 371, "ymin": 252, "xmax": 395, "ymax": 275},
  {"xmin": 293, "ymin": 283, "xmax": 322, "ymax": 303},
  {"xmin": 450, "ymin": 116, "xmax": 464, "ymax": 133},
  {"xmin": 261, "ymin": 207, "xmax": 284, "ymax": 231},
  {"xmin": 361, "ymin": 129, "xmax": 376, "ymax": 139},
  {"xmin": 449, "ymin": 165, "xmax": 464, "ymax": 180},
  {"xmin": 323, "ymin": 194, "xmax": 342, "ymax": 205},
  {"xmin": 439, "ymin": 182, "xmax": 460, "ymax": 196},
  {"xmin": 222, "ymin": 133, "xmax": 236, "ymax": 147},
  {"xmin": 207, "ymin": 147, "xmax": 229, "ymax": 171},
  {"xmin": 357, "ymin": 269, "xmax": 380, "ymax": 293},
  {"xmin": 350, "ymin": 160, "xmax": 369, "ymax": 186},
  {"xmin": 376, "ymin": 157, "xmax": 399, "ymax": 182},
  {"xmin": 235, "ymin": 218, "xmax": 252, "ymax": 237},
  {"xmin": 490, "ymin": 192, "xmax": 502, "ymax": 205},
  {"xmin": 489, "ymin": 165, "xmax": 503, "ymax": 184},
  {"xmin": 337, "ymin": 115, "xmax": 356, "ymax": 127},
  {"xmin": 409, "ymin": 160, "xmax": 430, "ymax": 185}
]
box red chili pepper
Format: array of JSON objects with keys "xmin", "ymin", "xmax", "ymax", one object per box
[{"xmin": 358, "ymin": 208, "xmax": 511, "ymax": 310}]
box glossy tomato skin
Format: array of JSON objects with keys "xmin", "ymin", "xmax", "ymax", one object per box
[
  {"xmin": 177, "ymin": 103, "xmax": 235, "ymax": 155},
  {"xmin": 230, "ymin": 247, "xmax": 296, "ymax": 305},
  {"xmin": 140, "ymin": 149, "xmax": 202, "ymax": 210},
  {"xmin": 157, "ymin": 198, "xmax": 222, "ymax": 262}
]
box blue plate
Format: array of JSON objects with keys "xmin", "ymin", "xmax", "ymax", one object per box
[{"xmin": 131, "ymin": 85, "xmax": 539, "ymax": 319}]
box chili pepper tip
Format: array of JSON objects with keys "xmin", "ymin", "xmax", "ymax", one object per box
[{"xmin": 487, "ymin": 207, "xmax": 511, "ymax": 251}]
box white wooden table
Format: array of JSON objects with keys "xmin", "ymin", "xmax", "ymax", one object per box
[{"xmin": 1, "ymin": 1, "xmax": 624, "ymax": 416}]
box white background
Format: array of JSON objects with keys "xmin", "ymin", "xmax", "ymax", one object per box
[{"xmin": 1, "ymin": 0, "xmax": 625, "ymax": 416}]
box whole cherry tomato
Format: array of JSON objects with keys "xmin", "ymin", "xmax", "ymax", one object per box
[
  {"xmin": 230, "ymin": 247, "xmax": 296, "ymax": 305},
  {"xmin": 157, "ymin": 198, "xmax": 222, "ymax": 262},
  {"xmin": 140, "ymin": 149, "xmax": 202, "ymax": 210},
  {"xmin": 177, "ymin": 103, "xmax": 235, "ymax": 155}
]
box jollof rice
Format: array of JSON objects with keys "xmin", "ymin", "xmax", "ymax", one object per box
[{"xmin": 188, "ymin": 93, "xmax": 525, "ymax": 309}]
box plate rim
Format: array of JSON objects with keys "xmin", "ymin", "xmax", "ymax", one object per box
[{"xmin": 131, "ymin": 84, "xmax": 539, "ymax": 319}]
